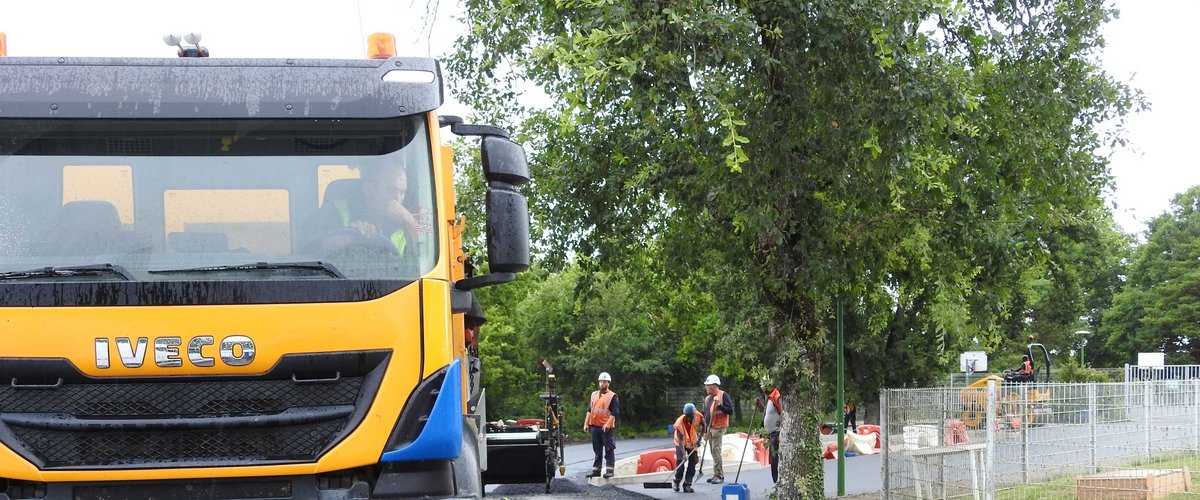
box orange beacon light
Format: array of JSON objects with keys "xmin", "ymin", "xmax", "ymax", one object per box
[{"xmin": 367, "ymin": 32, "xmax": 396, "ymax": 59}]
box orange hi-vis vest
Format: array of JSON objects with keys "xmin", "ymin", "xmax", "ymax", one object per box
[
  {"xmin": 707, "ymin": 389, "xmax": 729, "ymax": 429},
  {"xmin": 588, "ymin": 390, "xmax": 616, "ymax": 427},
  {"xmin": 673, "ymin": 415, "xmax": 701, "ymax": 448},
  {"xmin": 1022, "ymin": 360, "xmax": 1032, "ymax": 373}
]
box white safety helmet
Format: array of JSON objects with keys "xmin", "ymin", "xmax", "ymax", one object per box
[
  {"xmin": 704, "ymin": 374, "xmax": 721, "ymax": 386},
  {"xmin": 598, "ymin": 372, "xmax": 612, "ymax": 382}
]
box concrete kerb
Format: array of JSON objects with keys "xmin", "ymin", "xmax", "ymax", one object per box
[{"xmin": 587, "ymin": 461, "xmax": 765, "ymax": 487}]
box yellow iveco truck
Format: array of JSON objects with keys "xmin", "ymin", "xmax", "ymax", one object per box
[{"xmin": 0, "ymin": 33, "xmax": 528, "ymax": 499}]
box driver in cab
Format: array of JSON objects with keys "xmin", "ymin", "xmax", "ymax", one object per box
[
  {"xmin": 302, "ymin": 163, "xmax": 427, "ymax": 257},
  {"xmin": 1005, "ymin": 355, "xmax": 1033, "ymax": 383}
]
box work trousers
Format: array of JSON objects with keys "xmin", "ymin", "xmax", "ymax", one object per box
[
  {"xmin": 706, "ymin": 426, "xmax": 726, "ymax": 478},
  {"xmin": 590, "ymin": 425, "xmax": 615, "ymax": 471},
  {"xmin": 769, "ymin": 430, "xmax": 780, "ymax": 483},
  {"xmin": 674, "ymin": 446, "xmax": 698, "ymax": 486}
]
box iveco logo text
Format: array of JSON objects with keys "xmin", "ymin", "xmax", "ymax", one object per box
[{"xmin": 94, "ymin": 336, "xmax": 256, "ymax": 369}]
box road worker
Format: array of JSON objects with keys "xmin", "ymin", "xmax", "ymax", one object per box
[
  {"xmin": 757, "ymin": 377, "xmax": 782, "ymax": 483},
  {"xmin": 701, "ymin": 374, "xmax": 733, "ymax": 484},
  {"xmin": 584, "ymin": 371, "xmax": 619, "ymax": 478},
  {"xmin": 672, "ymin": 403, "xmax": 702, "ymax": 493}
]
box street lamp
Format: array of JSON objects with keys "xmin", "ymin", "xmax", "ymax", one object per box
[{"xmin": 1074, "ymin": 330, "xmax": 1092, "ymax": 367}]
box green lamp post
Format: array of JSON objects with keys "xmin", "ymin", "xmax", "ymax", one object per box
[{"xmin": 1074, "ymin": 330, "xmax": 1092, "ymax": 367}]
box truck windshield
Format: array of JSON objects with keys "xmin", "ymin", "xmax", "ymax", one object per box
[{"xmin": 0, "ymin": 116, "xmax": 437, "ymax": 281}]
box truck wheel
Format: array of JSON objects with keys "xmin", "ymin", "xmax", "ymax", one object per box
[{"xmin": 453, "ymin": 417, "xmax": 483, "ymax": 498}]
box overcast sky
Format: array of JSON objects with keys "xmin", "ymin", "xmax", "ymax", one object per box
[
  {"xmin": 1100, "ymin": 1, "xmax": 1200, "ymax": 236},
  {"xmin": 2, "ymin": 0, "xmax": 1193, "ymax": 236}
]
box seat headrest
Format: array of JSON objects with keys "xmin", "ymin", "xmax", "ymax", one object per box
[
  {"xmin": 49, "ymin": 200, "xmax": 124, "ymax": 255},
  {"xmin": 322, "ymin": 178, "xmax": 361, "ymax": 207},
  {"xmin": 59, "ymin": 200, "xmax": 122, "ymax": 231}
]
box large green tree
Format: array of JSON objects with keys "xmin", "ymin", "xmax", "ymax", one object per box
[
  {"xmin": 1021, "ymin": 212, "xmax": 1130, "ymax": 365},
  {"xmin": 1103, "ymin": 186, "xmax": 1200, "ymax": 364},
  {"xmin": 980, "ymin": 211, "xmax": 1130, "ymax": 367},
  {"xmin": 450, "ymin": 0, "xmax": 1136, "ymax": 495}
]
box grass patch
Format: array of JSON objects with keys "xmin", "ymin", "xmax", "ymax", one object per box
[{"xmin": 997, "ymin": 454, "xmax": 1200, "ymax": 499}]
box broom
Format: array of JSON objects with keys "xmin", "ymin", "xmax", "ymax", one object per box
[
  {"xmin": 731, "ymin": 402, "xmax": 761, "ymax": 485},
  {"xmin": 643, "ymin": 446, "xmax": 698, "ymax": 489}
]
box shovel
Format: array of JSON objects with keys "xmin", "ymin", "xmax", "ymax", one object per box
[{"xmin": 694, "ymin": 438, "xmax": 709, "ymax": 481}]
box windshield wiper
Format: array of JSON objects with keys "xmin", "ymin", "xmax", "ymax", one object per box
[
  {"xmin": 0, "ymin": 264, "xmax": 135, "ymax": 281},
  {"xmin": 148, "ymin": 261, "xmax": 346, "ymax": 279}
]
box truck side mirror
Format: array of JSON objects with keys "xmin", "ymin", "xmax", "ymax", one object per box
[
  {"xmin": 443, "ymin": 118, "xmax": 532, "ymax": 291},
  {"xmin": 485, "ymin": 187, "xmax": 530, "ymax": 273},
  {"xmin": 482, "ymin": 137, "xmax": 530, "ymax": 186},
  {"xmin": 482, "ymin": 137, "xmax": 530, "ymax": 274}
]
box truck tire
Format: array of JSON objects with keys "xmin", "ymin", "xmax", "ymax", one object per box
[{"xmin": 453, "ymin": 417, "xmax": 483, "ymax": 498}]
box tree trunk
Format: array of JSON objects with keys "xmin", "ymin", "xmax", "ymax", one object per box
[
  {"xmin": 777, "ymin": 367, "xmax": 826, "ymax": 498},
  {"xmin": 772, "ymin": 299, "xmax": 827, "ymax": 499}
]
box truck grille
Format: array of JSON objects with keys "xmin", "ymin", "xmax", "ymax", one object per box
[
  {"xmin": 12, "ymin": 420, "xmax": 345, "ymax": 466},
  {"xmin": 0, "ymin": 351, "xmax": 389, "ymax": 469}
]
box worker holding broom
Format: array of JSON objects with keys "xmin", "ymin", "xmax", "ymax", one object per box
[{"xmin": 672, "ymin": 403, "xmax": 703, "ymax": 493}]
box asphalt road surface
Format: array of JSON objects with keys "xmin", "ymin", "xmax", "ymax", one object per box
[{"xmin": 486, "ymin": 436, "xmax": 881, "ymax": 499}]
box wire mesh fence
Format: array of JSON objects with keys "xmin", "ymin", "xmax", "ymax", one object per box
[
  {"xmin": 883, "ymin": 379, "xmax": 1200, "ymax": 499},
  {"xmin": 1125, "ymin": 364, "xmax": 1200, "ymax": 382},
  {"xmin": 944, "ymin": 368, "xmax": 1126, "ymax": 387}
]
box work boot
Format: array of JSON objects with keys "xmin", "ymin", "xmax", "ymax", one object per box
[
  {"xmin": 603, "ymin": 468, "xmax": 614, "ymax": 478},
  {"xmin": 682, "ymin": 484, "xmax": 695, "ymax": 493},
  {"xmin": 707, "ymin": 476, "xmax": 724, "ymax": 484},
  {"xmin": 672, "ymin": 480, "xmax": 680, "ymax": 492},
  {"xmin": 587, "ymin": 468, "xmax": 600, "ymax": 478}
]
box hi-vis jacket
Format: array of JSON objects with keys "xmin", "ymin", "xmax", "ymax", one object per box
[
  {"xmin": 673, "ymin": 415, "xmax": 701, "ymax": 449},
  {"xmin": 332, "ymin": 199, "xmax": 407, "ymax": 255},
  {"xmin": 704, "ymin": 389, "xmax": 732, "ymax": 430},
  {"xmin": 588, "ymin": 390, "xmax": 618, "ymax": 428}
]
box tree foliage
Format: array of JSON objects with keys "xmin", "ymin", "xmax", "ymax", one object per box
[
  {"xmin": 1103, "ymin": 186, "xmax": 1200, "ymax": 364},
  {"xmin": 472, "ymin": 268, "xmax": 547, "ymax": 419},
  {"xmin": 982, "ymin": 212, "xmax": 1130, "ymax": 364},
  {"xmin": 450, "ymin": 0, "xmax": 1136, "ymax": 495},
  {"xmin": 468, "ymin": 260, "xmax": 729, "ymax": 426}
]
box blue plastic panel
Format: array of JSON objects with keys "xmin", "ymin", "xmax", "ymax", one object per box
[{"xmin": 380, "ymin": 358, "xmax": 463, "ymax": 462}]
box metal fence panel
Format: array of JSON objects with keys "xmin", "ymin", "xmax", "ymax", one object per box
[
  {"xmin": 947, "ymin": 368, "xmax": 1126, "ymax": 388},
  {"xmin": 884, "ymin": 380, "xmax": 1200, "ymax": 499},
  {"xmin": 1125, "ymin": 364, "xmax": 1200, "ymax": 382}
]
